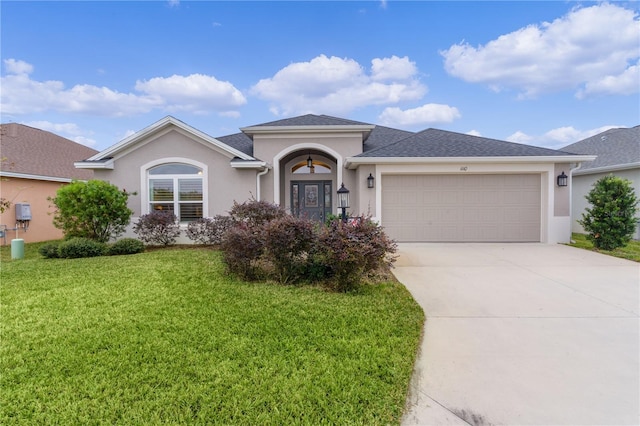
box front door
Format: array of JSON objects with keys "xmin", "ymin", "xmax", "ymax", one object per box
[{"xmin": 291, "ymin": 181, "xmax": 332, "ymax": 221}]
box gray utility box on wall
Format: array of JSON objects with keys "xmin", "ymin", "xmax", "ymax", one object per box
[{"xmin": 15, "ymin": 203, "xmax": 32, "ymax": 221}]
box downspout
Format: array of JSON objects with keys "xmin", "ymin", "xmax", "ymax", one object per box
[
  {"xmin": 256, "ymin": 167, "xmax": 270, "ymax": 201},
  {"xmin": 568, "ymin": 162, "xmax": 583, "ymax": 243}
]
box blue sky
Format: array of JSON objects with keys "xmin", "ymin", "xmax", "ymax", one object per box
[{"xmin": 1, "ymin": 1, "xmax": 639, "ymax": 152}]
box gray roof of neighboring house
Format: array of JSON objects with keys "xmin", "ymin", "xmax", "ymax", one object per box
[
  {"xmin": 0, "ymin": 123, "xmax": 98, "ymax": 180},
  {"xmin": 357, "ymin": 128, "xmax": 579, "ymax": 158},
  {"xmin": 561, "ymin": 126, "xmax": 640, "ymax": 172}
]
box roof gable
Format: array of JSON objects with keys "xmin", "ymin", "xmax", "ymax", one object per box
[
  {"xmin": 357, "ymin": 128, "xmax": 579, "ymax": 158},
  {"xmin": 0, "ymin": 123, "xmax": 98, "ymax": 180},
  {"xmin": 561, "ymin": 126, "xmax": 639, "ymax": 172},
  {"xmin": 80, "ymin": 116, "xmax": 254, "ymax": 167}
]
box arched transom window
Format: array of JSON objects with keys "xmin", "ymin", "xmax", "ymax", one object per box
[
  {"xmin": 292, "ymin": 160, "xmax": 332, "ymax": 174},
  {"xmin": 148, "ymin": 163, "xmax": 203, "ymax": 222}
]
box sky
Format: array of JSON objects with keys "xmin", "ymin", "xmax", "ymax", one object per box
[{"xmin": 1, "ymin": 1, "xmax": 639, "ymax": 152}]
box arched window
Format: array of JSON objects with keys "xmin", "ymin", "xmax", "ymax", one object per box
[
  {"xmin": 292, "ymin": 160, "xmax": 332, "ymax": 174},
  {"xmin": 148, "ymin": 162, "xmax": 203, "ymax": 222}
]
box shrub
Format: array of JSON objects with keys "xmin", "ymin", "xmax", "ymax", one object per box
[
  {"xmin": 108, "ymin": 238, "xmax": 145, "ymax": 256},
  {"xmin": 579, "ymin": 175, "xmax": 639, "ymax": 250},
  {"xmin": 58, "ymin": 238, "xmax": 106, "ymax": 259},
  {"xmin": 220, "ymin": 223, "xmax": 264, "ymax": 280},
  {"xmin": 228, "ymin": 199, "xmax": 287, "ymax": 229},
  {"xmin": 133, "ymin": 211, "xmax": 181, "ymax": 246},
  {"xmin": 185, "ymin": 215, "xmax": 233, "ymax": 245},
  {"xmin": 314, "ymin": 218, "xmax": 397, "ymax": 292},
  {"xmin": 219, "ymin": 200, "xmax": 287, "ymax": 279},
  {"xmin": 39, "ymin": 241, "xmax": 62, "ymax": 259},
  {"xmin": 263, "ymin": 215, "xmax": 316, "ymax": 283},
  {"xmin": 49, "ymin": 180, "xmax": 133, "ymax": 243}
]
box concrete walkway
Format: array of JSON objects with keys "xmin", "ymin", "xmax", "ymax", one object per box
[{"xmin": 394, "ymin": 243, "xmax": 639, "ymax": 426}]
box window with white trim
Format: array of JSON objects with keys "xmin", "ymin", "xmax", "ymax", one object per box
[{"xmin": 148, "ymin": 163, "xmax": 203, "ymax": 222}]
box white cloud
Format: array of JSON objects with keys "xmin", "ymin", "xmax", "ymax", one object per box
[
  {"xmin": 371, "ymin": 56, "xmax": 417, "ymax": 81},
  {"xmin": 507, "ymin": 125, "xmax": 622, "ymax": 148},
  {"xmin": 543, "ymin": 125, "xmax": 619, "ymax": 145},
  {"xmin": 251, "ymin": 54, "xmax": 426, "ymax": 116},
  {"xmin": 378, "ymin": 103, "xmax": 461, "ymax": 127},
  {"xmin": 4, "ymin": 59, "xmax": 33, "ymax": 75},
  {"xmin": 167, "ymin": 0, "xmax": 180, "ymax": 8},
  {"xmin": 22, "ymin": 120, "xmax": 97, "ymax": 147},
  {"xmin": 466, "ymin": 130, "xmax": 482, "ymax": 137},
  {"xmin": 1, "ymin": 59, "xmax": 246, "ymax": 117},
  {"xmin": 135, "ymin": 74, "xmax": 246, "ymax": 114},
  {"xmin": 506, "ymin": 131, "xmax": 534, "ymax": 144},
  {"xmin": 577, "ymin": 60, "xmax": 640, "ymax": 99},
  {"xmin": 441, "ymin": 3, "xmax": 640, "ymax": 98}
]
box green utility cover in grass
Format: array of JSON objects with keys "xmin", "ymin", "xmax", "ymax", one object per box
[{"xmin": 11, "ymin": 239, "xmax": 24, "ymax": 260}]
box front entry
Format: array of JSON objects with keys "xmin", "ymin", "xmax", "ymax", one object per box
[{"xmin": 291, "ymin": 181, "xmax": 332, "ymax": 221}]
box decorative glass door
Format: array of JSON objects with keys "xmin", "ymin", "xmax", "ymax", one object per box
[{"xmin": 291, "ymin": 181, "xmax": 332, "ymax": 221}]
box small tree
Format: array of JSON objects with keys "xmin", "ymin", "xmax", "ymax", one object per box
[
  {"xmin": 50, "ymin": 180, "xmax": 133, "ymax": 243},
  {"xmin": 579, "ymin": 175, "xmax": 638, "ymax": 250}
]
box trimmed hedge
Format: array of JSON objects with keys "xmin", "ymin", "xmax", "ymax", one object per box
[{"xmin": 57, "ymin": 238, "xmax": 107, "ymax": 259}]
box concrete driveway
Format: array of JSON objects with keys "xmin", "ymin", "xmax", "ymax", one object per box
[{"xmin": 394, "ymin": 243, "xmax": 639, "ymax": 426}]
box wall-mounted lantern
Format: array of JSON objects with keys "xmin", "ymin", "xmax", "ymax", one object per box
[
  {"xmin": 337, "ymin": 183, "xmax": 350, "ymax": 223},
  {"xmin": 307, "ymin": 154, "xmax": 313, "ymax": 168},
  {"xmin": 557, "ymin": 171, "xmax": 568, "ymax": 187},
  {"xmin": 367, "ymin": 173, "xmax": 375, "ymax": 189}
]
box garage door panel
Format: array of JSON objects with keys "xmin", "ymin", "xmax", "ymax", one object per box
[{"xmin": 382, "ymin": 174, "xmax": 541, "ymax": 242}]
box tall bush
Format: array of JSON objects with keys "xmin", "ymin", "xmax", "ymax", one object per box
[
  {"xmin": 133, "ymin": 211, "xmax": 181, "ymax": 246},
  {"xmin": 264, "ymin": 215, "xmax": 316, "ymax": 283},
  {"xmin": 314, "ymin": 218, "xmax": 397, "ymax": 292},
  {"xmin": 49, "ymin": 180, "xmax": 133, "ymax": 243},
  {"xmin": 579, "ymin": 175, "xmax": 638, "ymax": 250}
]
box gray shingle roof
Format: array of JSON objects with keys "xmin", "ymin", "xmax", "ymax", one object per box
[
  {"xmin": 246, "ymin": 114, "xmax": 371, "ymax": 127},
  {"xmin": 561, "ymin": 126, "xmax": 640, "ymax": 171},
  {"xmin": 357, "ymin": 128, "xmax": 579, "ymax": 158},
  {"xmin": 363, "ymin": 125, "xmax": 415, "ymax": 153},
  {"xmin": 0, "ymin": 123, "xmax": 98, "ymax": 180},
  {"xmin": 216, "ymin": 132, "xmax": 254, "ymax": 156}
]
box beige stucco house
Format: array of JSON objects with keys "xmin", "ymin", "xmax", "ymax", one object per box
[
  {"xmin": 562, "ymin": 126, "xmax": 640, "ymax": 240},
  {"xmin": 0, "ymin": 123, "xmax": 98, "ymax": 243},
  {"xmin": 76, "ymin": 115, "xmax": 595, "ymax": 244}
]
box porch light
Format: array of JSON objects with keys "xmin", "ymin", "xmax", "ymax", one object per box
[
  {"xmin": 337, "ymin": 183, "xmax": 350, "ymax": 223},
  {"xmin": 557, "ymin": 171, "xmax": 568, "ymax": 187},
  {"xmin": 367, "ymin": 173, "xmax": 375, "ymax": 189},
  {"xmin": 307, "ymin": 154, "xmax": 313, "ymax": 168}
]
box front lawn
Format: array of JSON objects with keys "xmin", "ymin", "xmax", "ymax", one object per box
[
  {"xmin": 0, "ymin": 245, "xmax": 424, "ymax": 424},
  {"xmin": 569, "ymin": 233, "xmax": 640, "ymax": 262}
]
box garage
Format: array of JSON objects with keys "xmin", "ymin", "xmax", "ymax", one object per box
[{"xmin": 381, "ymin": 174, "xmax": 541, "ymax": 242}]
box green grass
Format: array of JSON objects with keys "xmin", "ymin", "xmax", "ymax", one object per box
[
  {"xmin": 1, "ymin": 244, "xmax": 424, "ymax": 425},
  {"xmin": 569, "ymin": 233, "xmax": 640, "ymax": 262}
]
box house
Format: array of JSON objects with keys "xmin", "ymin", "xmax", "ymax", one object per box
[
  {"xmin": 75, "ymin": 115, "xmax": 595, "ymax": 244},
  {"xmin": 562, "ymin": 126, "xmax": 640, "ymax": 239},
  {"xmin": 0, "ymin": 123, "xmax": 98, "ymax": 243}
]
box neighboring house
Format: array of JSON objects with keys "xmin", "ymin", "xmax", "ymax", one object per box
[
  {"xmin": 562, "ymin": 126, "xmax": 640, "ymax": 240},
  {"xmin": 0, "ymin": 123, "xmax": 98, "ymax": 243},
  {"xmin": 76, "ymin": 115, "xmax": 595, "ymax": 244}
]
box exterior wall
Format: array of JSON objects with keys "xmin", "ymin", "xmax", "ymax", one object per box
[
  {"xmin": 0, "ymin": 177, "xmax": 64, "ymax": 244},
  {"xmin": 571, "ymin": 168, "xmax": 640, "ymax": 239},
  {"xmin": 370, "ymin": 161, "xmax": 571, "ymax": 244},
  {"xmin": 254, "ymin": 132, "xmax": 362, "ymax": 214},
  {"xmin": 95, "ymin": 129, "xmax": 257, "ymax": 240},
  {"xmin": 355, "ymin": 165, "xmax": 377, "ymax": 217}
]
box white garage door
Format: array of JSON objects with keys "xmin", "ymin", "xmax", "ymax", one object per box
[{"xmin": 382, "ymin": 174, "xmax": 541, "ymax": 242}]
